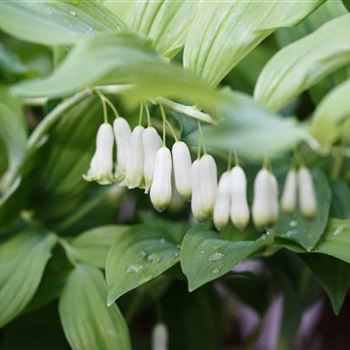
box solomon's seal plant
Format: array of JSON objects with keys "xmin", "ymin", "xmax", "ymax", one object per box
[{"xmin": 1, "ymin": 1, "xmax": 350, "ymax": 349}]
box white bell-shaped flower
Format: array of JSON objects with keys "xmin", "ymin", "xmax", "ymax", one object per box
[
  {"xmin": 113, "ymin": 117, "xmax": 131, "ymax": 182},
  {"xmin": 123, "ymin": 126, "xmax": 145, "ymax": 189},
  {"xmin": 152, "ymin": 323, "xmax": 168, "ymax": 350},
  {"xmin": 199, "ymin": 154, "xmax": 217, "ymax": 217},
  {"xmin": 230, "ymin": 165, "xmax": 250, "ymax": 230},
  {"xmin": 83, "ymin": 123, "xmax": 114, "ymax": 185},
  {"xmin": 281, "ymin": 169, "xmax": 297, "ymax": 213},
  {"xmin": 172, "ymin": 141, "xmax": 192, "ymax": 200},
  {"xmin": 298, "ymin": 167, "xmax": 316, "ymax": 218},
  {"xmin": 191, "ymin": 159, "xmax": 206, "ymax": 221},
  {"xmin": 213, "ymin": 171, "xmax": 231, "ymax": 230},
  {"xmin": 269, "ymin": 172, "xmax": 279, "ymax": 224},
  {"xmin": 143, "ymin": 127, "xmax": 162, "ymax": 193},
  {"xmin": 252, "ymin": 168, "xmax": 274, "ymax": 228},
  {"xmin": 150, "ymin": 147, "xmax": 172, "ymax": 212}
]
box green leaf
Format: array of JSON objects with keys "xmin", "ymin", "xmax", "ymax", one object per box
[
  {"xmin": 310, "ymin": 78, "xmax": 350, "ymax": 146},
  {"xmin": 273, "ymin": 170, "xmax": 331, "ymax": 251},
  {"xmin": 13, "ymin": 32, "xmax": 220, "ymax": 112},
  {"xmin": 124, "ymin": 1, "xmax": 195, "ymax": 58},
  {"xmin": 301, "ymin": 253, "xmax": 350, "ymax": 314},
  {"xmin": 255, "ymin": 14, "xmax": 350, "ymax": 112},
  {"xmin": 187, "ymin": 90, "xmax": 307, "ymax": 160},
  {"xmin": 106, "ymin": 223, "xmax": 183, "ymax": 304},
  {"xmin": 0, "ymin": 230, "xmax": 57, "ymax": 327},
  {"xmin": 183, "ymin": 1, "xmax": 323, "ymax": 87},
  {"xmin": 330, "ymin": 181, "xmax": 350, "ymax": 219},
  {"xmin": 59, "ymin": 264, "xmax": 131, "ymax": 350},
  {"xmin": 180, "ymin": 225, "xmax": 269, "ymax": 292},
  {"xmin": 0, "ymin": 0, "xmax": 123, "ymax": 46},
  {"xmin": 70, "ymin": 225, "xmax": 129, "ymax": 268},
  {"xmin": 313, "ymin": 219, "xmax": 350, "ymax": 263}
]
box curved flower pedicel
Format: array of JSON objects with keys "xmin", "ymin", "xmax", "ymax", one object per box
[
  {"xmin": 150, "ymin": 147, "xmax": 172, "ymax": 212},
  {"xmin": 298, "ymin": 167, "xmax": 316, "ymax": 218},
  {"xmin": 143, "ymin": 127, "xmax": 162, "ymax": 193},
  {"xmin": 113, "ymin": 117, "xmax": 131, "ymax": 182},
  {"xmin": 83, "ymin": 123, "xmax": 114, "ymax": 185},
  {"xmin": 213, "ymin": 171, "xmax": 231, "ymax": 230},
  {"xmin": 230, "ymin": 165, "xmax": 250, "ymax": 230},
  {"xmin": 172, "ymin": 141, "xmax": 192, "ymax": 200}
]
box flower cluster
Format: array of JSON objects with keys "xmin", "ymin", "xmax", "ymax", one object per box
[{"xmin": 85, "ymin": 117, "xmax": 317, "ymax": 231}]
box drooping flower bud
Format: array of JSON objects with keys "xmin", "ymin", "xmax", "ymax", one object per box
[
  {"xmin": 269, "ymin": 172, "xmax": 279, "ymax": 224},
  {"xmin": 123, "ymin": 126, "xmax": 144, "ymax": 189},
  {"xmin": 150, "ymin": 147, "xmax": 172, "ymax": 212},
  {"xmin": 252, "ymin": 168, "xmax": 274, "ymax": 228},
  {"xmin": 199, "ymin": 154, "xmax": 217, "ymax": 217},
  {"xmin": 152, "ymin": 323, "xmax": 168, "ymax": 350},
  {"xmin": 213, "ymin": 171, "xmax": 231, "ymax": 230},
  {"xmin": 230, "ymin": 165, "xmax": 250, "ymax": 230},
  {"xmin": 172, "ymin": 141, "xmax": 192, "ymax": 200},
  {"xmin": 113, "ymin": 117, "xmax": 131, "ymax": 182},
  {"xmin": 281, "ymin": 169, "xmax": 297, "ymax": 213},
  {"xmin": 191, "ymin": 159, "xmax": 206, "ymax": 221},
  {"xmin": 298, "ymin": 167, "xmax": 316, "ymax": 218},
  {"xmin": 143, "ymin": 127, "xmax": 162, "ymax": 193},
  {"xmin": 83, "ymin": 123, "xmax": 114, "ymax": 185}
]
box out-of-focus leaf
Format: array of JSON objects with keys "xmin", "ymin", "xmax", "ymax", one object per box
[
  {"xmin": 183, "ymin": 1, "xmax": 323, "ymax": 87},
  {"xmin": 59, "ymin": 264, "xmax": 131, "ymax": 350},
  {"xmin": 70, "ymin": 225, "xmax": 129, "ymax": 268},
  {"xmin": 310, "ymin": 78, "xmax": 350, "ymax": 146},
  {"xmin": 124, "ymin": 1, "xmax": 195, "ymax": 58},
  {"xmin": 255, "ymin": 14, "xmax": 350, "ymax": 112},
  {"xmin": 106, "ymin": 222, "xmax": 183, "ymax": 304},
  {"xmin": 187, "ymin": 90, "xmax": 307, "ymax": 160},
  {"xmin": 0, "ymin": 230, "xmax": 57, "ymax": 327},
  {"xmin": 13, "ymin": 32, "xmax": 221, "ymax": 113},
  {"xmin": 180, "ymin": 225, "xmax": 269, "ymax": 292},
  {"xmin": 313, "ymin": 219, "xmax": 350, "ymax": 263},
  {"xmin": 330, "ymin": 181, "xmax": 350, "ymax": 219},
  {"xmin": 0, "ymin": 0, "xmax": 123, "ymax": 46},
  {"xmin": 302, "ymin": 253, "xmax": 350, "ymax": 314},
  {"xmin": 273, "ymin": 170, "xmax": 331, "ymax": 251}
]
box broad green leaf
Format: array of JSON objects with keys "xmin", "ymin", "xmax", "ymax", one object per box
[
  {"xmin": 302, "ymin": 253, "xmax": 350, "ymax": 314},
  {"xmin": 0, "ymin": 230, "xmax": 57, "ymax": 327},
  {"xmin": 70, "ymin": 225, "xmax": 129, "ymax": 268},
  {"xmin": 180, "ymin": 225, "xmax": 269, "ymax": 292},
  {"xmin": 183, "ymin": 1, "xmax": 323, "ymax": 87},
  {"xmin": 59, "ymin": 264, "xmax": 131, "ymax": 350},
  {"xmin": 310, "ymin": 78, "xmax": 350, "ymax": 146},
  {"xmin": 255, "ymin": 14, "xmax": 350, "ymax": 112},
  {"xmin": 313, "ymin": 219, "xmax": 350, "ymax": 263},
  {"xmin": 125, "ymin": 1, "xmax": 195, "ymax": 57},
  {"xmin": 13, "ymin": 33, "xmax": 220, "ymax": 113},
  {"xmin": 187, "ymin": 90, "xmax": 307, "ymax": 160},
  {"xmin": 106, "ymin": 223, "xmax": 184, "ymax": 304},
  {"xmin": 273, "ymin": 170, "xmax": 331, "ymax": 251},
  {"xmin": 0, "ymin": 0, "xmax": 123, "ymax": 46},
  {"xmin": 330, "ymin": 181, "xmax": 350, "ymax": 219}
]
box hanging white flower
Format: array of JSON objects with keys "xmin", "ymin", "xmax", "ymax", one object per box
[
  {"xmin": 191, "ymin": 159, "xmax": 206, "ymax": 221},
  {"xmin": 298, "ymin": 167, "xmax": 316, "ymax": 218},
  {"xmin": 269, "ymin": 172, "xmax": 279, "ymax": 224},
  {"xmin": 281, "ymin": 169, "xmax": 297, "ymax": 214},
  {"xmin": 172, "ymin": 141, "xmax": 192, "ymax": 200},
  {"xmin": 123, "ymin": 126, "xmax": 145, "ymax": 189},
  {"xmin": 113, "ymin": 117, "xmax": 131, "ymax": 182},
  {"xmin": 213, "ymin": 171, "xmax": 231, "ymax": 230},
  {"xmin": 199, "ymin": 154, "xmax": 217, "ymax": 217},
  {"xmin": 83, "ymin": 123, "xmax": 114, "ymax": 185},
  {"xmin": 152, "ymin": 323, "xmax": 168, "ymax": 350},
  {"xmin": 143, "ymin": 127, "xmax": 162, "ymax": 193},
  {"xmin": 150, "ymin": 147, "xmax": 172, "ymax": 212},
  {"xmin": 252, "ymin": 168, "xmax": 274, "ymax": 228},
  {"xmin": 230, "ymin": 165, "xmax": 250, "ymax": 230}
]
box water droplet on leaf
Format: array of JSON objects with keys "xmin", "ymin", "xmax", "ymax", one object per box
[
  {"xmin": 126, "ymin": 264, "xmax": 143, "ymax": 273},
  {"xmin": 69, "ymin": 10, "xmax": 77, "ymax": 16},
  {"xmin": 208, "ymin": 252, "xmax": 224, "ymax": 262}
]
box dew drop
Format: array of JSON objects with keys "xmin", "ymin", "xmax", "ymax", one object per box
[
  {"xmin": 147, "ymin": 253, "xmax": 162, "ymax": 263},
  {"xmin": 199, "ymin": 250, "xmax": 205, "ymax": 254},
  {"xmin": 333, "ymin": 225, "xmax": 347, "ymax": 236},
  {"xmin": 159, "ymin": 238, "xmax": 166, "ymax": 244},
  {"xmin": 174, "ymin": 251, "xmax": 179, "ymax": 257},
  {"xmin": 208, "ymin": 252, "xmax": 224, "ymax": 262},
  {"xmin": 139, "ymin": 249, "xmax": 148, "ymax": 257},
  {"xmin": 289, "ymin": 220, "xmax": 298, "ymax": 228},
  {"xmin": 212, "ymin": 268, "xmax": 221, "ymax": 274},
  {"xmin": 69, "ymin": 10, "xmax": 77, "ymax": 16},
  {"xmin": 126, "ymin": 264, "xmax": 143, "ymax": 273}
]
